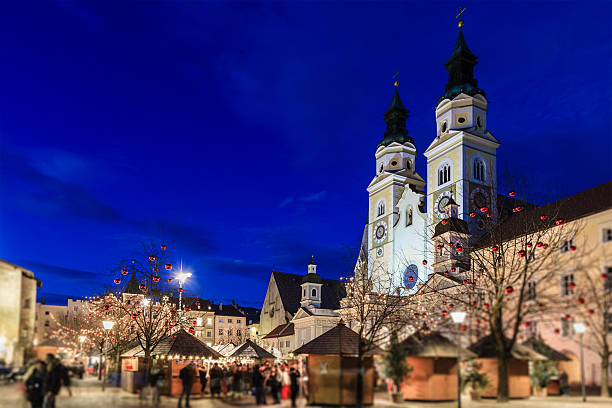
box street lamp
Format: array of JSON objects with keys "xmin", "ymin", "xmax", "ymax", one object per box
[
  {"xmin": 573, "ymin": 322, "xmax": 587, "ymax": 402},
  {"xmin": 101, "ymin": 321, "xmax": 115, "ymax": 391},
  {"xmin": 79, "ymin": 335, "xmax": 86, "ymax": 359},
  {"xmin": 451, "ymin": 311, "xmax": 466, "ymax": 408},
  {"xmin": 176, "ymin": 270, "xmax": 192, "ymax": 312}
]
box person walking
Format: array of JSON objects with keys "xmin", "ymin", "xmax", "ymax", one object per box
[
  {"xmin": 178, "ymin": 363, "xmax": 195, "ymax": 408},
  {"xmin": 252, "ymin": 364, "xmax": 265, "ymax": 405},
  {"xmin": 289, "ymin": 367, "xmax": 300, "ymax": 408},
  {"xmin": 209, "ymin": 363, "xmax": 222, "ymax": 397},
  {"xmin": 198, "ymin": 366, "xmax": 208, "ymax": 397},
  {"xmin": 25, "ymin": 360, "xmax": 46, "ymax": 408},
  {"xmin": 43, "ymin": 354, "xmax": 63, "ymax": 408},
  {"xmin": 149, "ymin": 363, "xmax": 166, "ymax": 408}
]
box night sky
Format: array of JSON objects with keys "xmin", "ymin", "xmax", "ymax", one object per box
[{"xmin": 1, "ymin": 1, "xmax": 610, "ymax": 307}]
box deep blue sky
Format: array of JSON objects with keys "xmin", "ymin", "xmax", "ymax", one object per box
[{"xmin": 1, "ymin": 1, "xmax": 610, "ymax": 307}]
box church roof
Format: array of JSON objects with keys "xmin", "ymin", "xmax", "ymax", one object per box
[
  {"xmin": 377, "ymin": 87, "xmax": 414, "ymax": 148},
  {"xmin": 230, "ymin": 339, "xmax": 275, "ymax": 359},
  {"xmin": 293, "ymin": 322, "xmax": 380, "ymax": 356},
  {"xmin": 263, "ymin": 322, "xmax": 294, "ymax": 339},
  {"xmin": 477, "ymin": 181, "xmax": 612, "ymax": 247},
  {"xmin": 124, "ymin": 268, "xmax": 141, "ymax": 295},
  {"xmin": 302, "ymin": 272, "xmax": 323, "ymax": 284},
  {"xmin": 432, "ymin": 217, "xmax": 469, "ymax": 238},
  {"xmin": 271, "ymin": 271, "xmax": 346, "ymax": 315}
]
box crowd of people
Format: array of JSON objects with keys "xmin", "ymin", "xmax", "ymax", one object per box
[
  {"xmin": 177, "ymin": 360, "xmax": 302, "ymax": 407},
  {"xmin": 23, "ymin": 354, "xmax": 71, "ymax": 408}
]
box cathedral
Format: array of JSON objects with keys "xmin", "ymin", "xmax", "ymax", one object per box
[{"xmin": 362, "ymin": 24, "xmax": 500, "ymax": 293}]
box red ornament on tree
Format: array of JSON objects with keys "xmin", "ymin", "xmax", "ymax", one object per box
[
  {"xmin": 422, "ymin": 260, "xmax": 428, "ymax": 265},
  {"xmin": 444, "ymin": 272, "xmax": 449, "ymax": 276},
  {"xmin": 564, "ymin": 314, "xmax": 572, "ymax": 321},
  {"xmin": 448, "ymin": 304, "xmax": 455, "ymax": 309},
  {"xmin": 577, "ymin": 298, "xmax": 584, "ymax": 305},
  {"xmin": 114, "ymin": 279, "xmax": 121, "ymax": 284},
  {"xmin": 394, "ymin": 316, "xmax": 400, "ymax": 322},
  {"xmin": 483, "ymin": 303, "xmax": 490, "ymax": 310},
  {"xmin": 171, "ymin": 334, "xmax": 177, "ymax": 338},
  {"xmin": 524, "ymin": 322, "xmax": 531, "ymax": 327},
  {"xmin": 165, "ymin": 263, "xmax": 172, "ymax": 270},
  {"xmin": 441, "ymin": 219, "xmax": 448, "ymax": 225},
  {"xmin": 408, "ymin": 276, "xmax": 414, "ymax": 282},
  {"xmin": 121, "ymin": 268, "xmax": 129, "ymax": 275},
  {"xmin": 195, "ymin": 302, "xmax": 200, "ymax": 306},
  {"xmin": 509, "ymin": 190, "xmax": 517, "ymax": 197},
  {"xmin": 139, "ymin": 284, "xmax": 147, "ymax": 291},
  {"xmin": 168, "ymin": 278, "xmax": 173, "ymax": 283},
  {"xmin": 505, "ymin": 286, "xmax": 514, "ymax": 294},
  {"xmin": 149, "ymin": 255, "xmax": 156, "ymax": 261},
  {"xmin": 460, "ymin": 325, "xmax": 467, "ymax": 332},
  {"xmin": 554, "ymin": 328, "xmax": 560, "ymax": 334},
  {"xmin": 555, "ymin": 218, "xmax": 565, "ymax": 226},
  {"xmin": 153, "ymin": 276, "xmax": 160, "ymax": 282},
  {"xmin": 491, "ymin": 246, "xmax": 499, "ymax": 252},
  {"xmin": 570, "ymin": 245, "xmax": 576, "ymax": 251},
  {"xmin": 469, "ymin": 212, "xmax": 476, "ymax": 217},
  {"xmin": 480, "ymin": 207, "xmax": 488, "ymax": 213},
  {"xmin": 178, "ymin": 288, "xmax": 183, "ymax": 293},
  {"xmin": 161, "ymin": 244, "xmax": 167, "ymax": 250},
  {"xmin": 569, "ymin": 283, "xmax": 576, "ymax": 290},
  {"xmin": 436, "ymin": 244, "xmax": 443, "ymax": 250},
  {"xmin": 588, "ymin": 309, "xmax": 594, "ymax": 315},
  {"xmin": 441, "ymin": 311, "xmax": 448, "ymax": 317},
  {"xmin": 471, "ymin": 301, "xmax": 477, "ymax": 306},
  {"xmin": 518, "ymin": 250, "xmax": 526, "ymax": 258},
  {"xmin": 414, "ymin": 313, "xmax": 420, "ymax": 318},
  {"xmin": 540, "ymin": 215, "xmax": 548, "ymax": 220},
  {"xmin": 451, "ymin": 267, "xmax": 456, "ymax": 273},
  {"xmin": 542, "ymin": 243, "xmax": 549, "ymax": 249},
  {"xmin": 601, "ymin": 273, "xmax": 609, "ymax": 280},
  {"xmin": 456, "ymin": 246, "xmax": 463, "ymax": 253}
]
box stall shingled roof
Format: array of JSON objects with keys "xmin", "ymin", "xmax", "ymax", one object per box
[
  {"xmin": 122, "ymin": 329, "xmax": 222, "ymax": 358},
  {"xmin": 400, "ymin": 331, "xmax": 476, "ymax": 359},
  {"xmin": 230, "ymin": 339, "xmax": 276, "ymax": 359},
  {"xmin": 293, "ymin": 321, "xmax": 381, "ymax": 356},
  {"xmin": 469, "ymin": 335, "xmax": 546, "ymax": 361}
]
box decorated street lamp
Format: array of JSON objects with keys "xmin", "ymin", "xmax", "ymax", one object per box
[
  {"xmin": 451, "ymin": 311, "xmax": 466, "ymax": 408},
  {"xmin": 573, "ymin": 322, "xmax": 587, "ymax": 402},
  {"xmin": 101, "ymin": 320, "xmax": 115, "ymax": 391}
]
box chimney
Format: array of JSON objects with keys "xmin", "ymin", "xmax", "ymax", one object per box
[
  {"xmin": 41, "ymin": 296, "xmax": 46, "ymax": 305},
  {"xmin": 219, "ymin": 302, "xmax": 223, "ymax": 311}
]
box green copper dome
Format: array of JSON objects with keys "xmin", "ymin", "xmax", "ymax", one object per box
[
  {"xmin": 377, "ymin": 87, "xmax": 414, "ymax": 148},
  {"xmin": 438, "ymin": 29, "xmax": 486, "ymax": 104}
]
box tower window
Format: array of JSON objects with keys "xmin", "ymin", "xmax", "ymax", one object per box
[
  {"xmin": 405, "ymin": 160, "xmax": 411, "ymax": 169},
  {"xmin": 379, "ymin": 163, "xmax": 383, "ymax": 173},
  {"xmin": 561, "ymin": 274, "xmax": 575, "ymax": 297},
  {"xmin": 377, "ymin": 200, "xmax": 385, "ymax": 217},
  {"xmin": 473, "ymin": 158, "xmax": 485, "ymax": 182},
  {"xmin": 477, "ymin": 116, "xmax": 482, "ymax": 128},
  {"xmin": 441, "ymin": 121, "xmax": 447, "ymax": 133},
  {"xmin": 311, "ymin": 288, "xmax": 317, "ymax": 297},
  {"xmin": 458, "ymin": 116, "xmax": 466, "ymax": 124},
  {"xmin": 438, "ymin": 164, "xmax": 451, "ymax": 186},
  {"xmin": 391, "ymin": 160, "xmax": 397, "ymax": 166}
]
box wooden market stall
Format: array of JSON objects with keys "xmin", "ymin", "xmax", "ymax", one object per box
[
  {"xmin": 230, "ymin": 339, "xmax": 276, "ymax": 363},
  {"xmin": 121, "ymin": 329, "xmax": 222, "ymax": 396},
  {"xmin": 293, "ymin": 321, "xmax": 379, "ymax": 406},
  {"xmin": 399, "ymin": 331, "xmax": 476, "ymax": 401},
  {"xmin": 469, "ymin": 335, "xmax": 546, "ymax": 399},
  {"xmin": 522, "ymin": 337, "xmax": 570, "ymax": 395}
]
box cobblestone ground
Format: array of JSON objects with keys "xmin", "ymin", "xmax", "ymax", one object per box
[{"xmin": 1, "ymin": 377, "xmax": 611, "ymax": 408}]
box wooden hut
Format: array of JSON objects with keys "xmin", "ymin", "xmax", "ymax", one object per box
[
  {"xmin": 399, "ymin": 331, "xmax": 476, "ymax": 401},
  {"xmin": 293, "ymin": 321, "xmax": 379, "ymax": 406},
  {"xmin": 121, "ymin": 329, "xmax": 222, "ymax": 396},
  {"xmin": 230, "ymin": 339, "xmax": 276, "ymax": 363},
  {"xmin": 469, "ymin": 335, "xmax": 546, "ymax": 399},
  {"xmin": 522, "ymin": 338, "xmax": 570, "ymax": 395}
]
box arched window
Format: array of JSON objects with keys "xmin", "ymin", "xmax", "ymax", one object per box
[
  {"xmin": 405, "ymin": 159, "xmax": 411, "ymax": 169},
  {"xmin": 379, "ymin": 163, "xmax": 384, "ymax": 173},
  {"xmin": 438, "ymin": 163, "xmax": 451, "ymax": 186},
  {"xmin": 405, "ymin": 206, "xmax": 413, "ymax": 227},
  {"xmin": 473, "ymin": 158, "xmax": 485, "ymax": 182},
  {"xmin": 377, "ymin": 200, "xmax": 385, "ymax": 217},
  {"xmin": 311, "ymin": 288, "xmax": 317, "ymax": 297}
]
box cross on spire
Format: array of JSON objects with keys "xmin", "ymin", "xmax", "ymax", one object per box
[{"xmin": 456, "ymin": 7, "xmax": 466, "ymax": 28}]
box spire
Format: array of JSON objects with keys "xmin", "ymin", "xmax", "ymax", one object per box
[
  {"xmin": 377, "ymin": 85, "xmax": 414, "ymax": 148},
  {"xmin": 438, "ymin": 27, "xmax": 486, "ymax": 104},
  {"xmin": 124, "ymin": 268, "xmax": 140, "ymax": 294}
]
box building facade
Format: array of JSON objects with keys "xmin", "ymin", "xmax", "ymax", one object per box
[{"xmin": 0, "ymin": 259, "xmax": 40, "ymax": 367}]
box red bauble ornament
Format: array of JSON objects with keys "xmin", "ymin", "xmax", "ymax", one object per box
[
  {"xmin": 130, "ymin": 325, "xmax": 135, "ymax": 330},
  {"xmin": 518, "ymin": 250, "xmax": 526, "ymax": 258},
  {"xmin": 408, "ymin": 276, "xmax": 414, "ymax": 282},
  {"xmin": 149, "ymin": 255, "xmax": 156, "ymax": 261},
  {"xmin": 421, "ymin": 314, "xmax": 427, "ymax": 319},
  {"xmin": 555, "ymin": 218, "xmax": 565, "ymax": 226},
  {"xmin": 441, "ymin": 219, "xmax": 448, "ymax": 225},
  {"xmin": 542, "ymin": 243, "xmax": 549, "ymax": 249},
  {"xmin": 422, "ymin": 260, "xmax": 428, "ymax": 265},
  {"xmin": 588, "ymin": 309, "xmax": 594, "ymax": 315},
  {"xmin": 436, "ymin": 244, "xmax": 443, "ymax": 250},
  {"xmin": 121, "ymin": 268, "xmax": 129, "ymax": 275},
  {"xmin": 168, "ymin": 278, "xmax": 173, "ymax": 283},
  {"xmin": 139, "ymin": 284, "xmax": 147, "ymax": 291},
  {"xmin": 444, "ymin": 272, "xmax": 449, "ymax": 276},
  {"xmin": 165, "ymin": 263, "xmax": 172, "ymax": 270},
  {"xmin": 414, "ymin": 313, "xmax": 420, "ymax": 318},
  {"xmin": 153, "ymin": 276, "xmax": 160, "ymax": 282},
  {"xmin": 195, "ymin": 302, "xmax": 200, "ymax": 306},
  {"xmin": 505, "ymin": 286, "xmax": 514, "ymax": 294},
  {"xmin": 476, "ymin": 320, "xmax": 481, "ymax": 325},
  {"xmin": 104, "ymin": 305, "xmax": 109, "ymax": 310},
  {"xmin": 442, "ymin": 301, "xmax": 447, "ymax": 306},
  {"xmin": 577, "ymin": 298, "xmax": 584, "ymax": 305},
  {"xmin": 469, "ymin": 212, "xmax": 476, "ymax": 217},
  {"xmin": 527, "ymin": 242, "xmax": 532, "ymax": 248},
  {"xmin": 509, "ymin": 190, "xmax": 517, "ymax": 197},
  {"xmin": 471, "ymin": 301, "xmax": 477, "ymax": 306},
  {"xmin": 483, "ymin": 303, "xmax": 490, "ymax": 310},
  {"xmin": 570, "ymin": 245, "xmax": 576, "ymax": 251},
  {"xmin": 564, "ymin": 314, "xmax": 572, "ymax": 321},
  {"xmin": 161, "ymin": 244, "xmax": 167, "ymax": 250},
  {"xmin": 491, "ymin": 246, "xmax": 499, "ymax": 252},
  {"xmin": 554, "ymin": 328, "xmax": 560, "ymax": 334},
  {"xmin": 394, "ymin": 316, "xmax": 400, "ymax": 322},
  {"xmin": 185, "ymin": 307, "xmax": 191, "ymax": 312},
  {"xmin": 448, "ymin": 304, "xmax": 455, "ymax": 309},
  {"xmin": 178, "ymin": 287, "xmax": 183, "ymax": 293},
  {"xmin": 171, "ymin": 334, "xmax": 177, "ymax": 338},
  {"xmin": 451, "ymin": 267, "xmax": 456, "ymax": 273},
  {"xmin": 601, "ymin": 273, "xmax": 609, "ymax": 280},
  {"xmin": 114, "ymin": 279, "xmax": 121, "ymax": 284},
  {"xmin": 441, "ymin": 311, "xmax": 448, "ymax": 317},
  {"xmin": 153, "ymin": 267, "xmax": 159, "ymax": 273},
  {"xmin": 524, "ymin": 322, "xmax": 531, "ymax": 327},
  {"xmin": 460, "ymin": 325, "xmax": 467, "ymax": 332},
  {"xmin": 456, "ymin": 246, "xmax": 463, "ymax": 253},
  {"xmin": 193, "ymin": 321, "xmax": 197, "ymax": 325},
  {"xmin": 480, "ymin": 207, "xmax": 488, "ymax": 213},
  {"xmin": 540, "ymin": 215, "xmax": 548, "ymax": 220},
  {"xmin": 569, "ymin": 283, "xmax": 576, "ymax": 290}
]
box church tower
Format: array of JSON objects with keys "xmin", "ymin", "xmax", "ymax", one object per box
[
  {"xmin": 424, "ymin": 22, "xmax": 500, "ymax": 237},
  {"xmin": 366, "ymin": 85, "xmax": 427, "ymax": 291}
]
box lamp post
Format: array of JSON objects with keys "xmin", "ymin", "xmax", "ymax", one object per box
[
  {"xmin": 101, "ymin": 320, "xmax": 115, "ymax": 391},
  {"xmin": 573, "ymin": 322, "xmax": 587, "ymax": 402},
  {"xmin": 451, "ymin": 311, "xmax": 467, "ymax": 408},
  {"xmin": 78, "ymin": 335, "xmax": 86, "ymax": 361},
  {"xmin": 176, "ymin": 269, "xmax": 192, "ymax": 316}
]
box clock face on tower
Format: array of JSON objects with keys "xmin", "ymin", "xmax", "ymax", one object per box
[
  {"xmin": 434, "ymin": 191, "xmax": 454, "ymax": 218},
  {"xmin": 471, "ymin": 187, "xmax": 489, "ymax": 210},
  {"xmin": 373, "ymin": 220, "xmax": 388, "ymax": 244}
]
